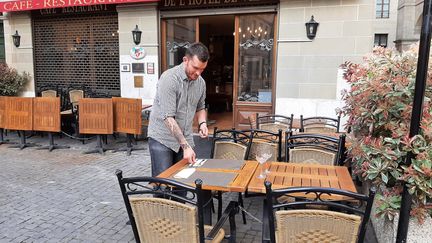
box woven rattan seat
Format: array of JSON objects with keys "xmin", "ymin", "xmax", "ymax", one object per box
[
  {"xmin": 213, "ymin": 141, "xmax": 247, "ymax": 160},
  {"xmin": 275, "ymin": 210, "xmax": 360, "ymax": 243},
  {"xmin": 263, "ymin": 183, "xmax": 376, "ymax": 243},
  {"xmin": 249, "ymin": 140, "xmax": 278, "ymax": 162},
  {"xmin": 130, "ymin": 198, "xmax": 225, "ymax": 243},
  {"xmin": 289, "ymin": 148, "xmax": 336, "ymax": 166},
  {"xmin": 284, "ymin": 132, "xmax": 346, "ymax": 165}
]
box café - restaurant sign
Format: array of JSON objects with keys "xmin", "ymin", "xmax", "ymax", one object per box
[
  {"xmin": 0, "ymin": 0, "xmax": 158, "ymax": 12},
  {"xmin": 159, "ymin": 0, "xmax": 279, "ymax": 10}
]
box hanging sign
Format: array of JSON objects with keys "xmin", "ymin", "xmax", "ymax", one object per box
[
  {"xmin": 130, "ymin": 46, "xmax": 146, "ymax": 60},
  {"xmin": 0, "ymin": 0, "xmax": 158, "ymax": 12}
]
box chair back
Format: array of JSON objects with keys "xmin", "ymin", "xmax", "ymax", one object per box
[
  {"xmin": 300, "ymin": 115, "xmax": 340, "ymax": 133},
  {"xmin": 116, "ymin": 170, "xmax": 206, "ymax": 243},
  {"xmin": 244, "ymin": 129, "xmax": 282, "ymax": 162},
  {"xmin": 264, "ymin": 183, "xmax": 376, "ymax": 243},
  {"xmin": 288, "ymin": 148, "xmax": 336, "ymax": 165},
  {"xmin": 69, "ymin": 89, "xmax": 84, "ymax": 105},
  {"xmin": 211, "ymin": 128, "xmax": 252, "ymax": 160},
  {"xmin": 256, "ymin": 114, "xmax": 293, "ymax": 133},
  {"xmin": 285, "ymin": 132, "xmax": 346, "ymax": 165},
  {"xmin": 41, "ymin": 90, "xmax": 57, "ymax": 97}
]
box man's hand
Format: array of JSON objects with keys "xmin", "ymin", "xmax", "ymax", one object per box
[
  {"xmin": 199, "ymin": 123, "xmax": 208, "ymax": 138},
  {"xmin": 182, "ymin": 145, "xmax": 196, "ymax": 164}
]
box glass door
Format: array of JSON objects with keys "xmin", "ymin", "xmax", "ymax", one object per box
[
  {"xmin": 161, "ymin": 18, "xmax": 199, "ymax": 71},
  {"xmin": 233, "ymin": 13, "xmax": 276, "ymax": 129}
]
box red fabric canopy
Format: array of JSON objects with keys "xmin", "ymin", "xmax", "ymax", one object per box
[{"xmin": 0, "ymin": 0, "xmax": 158, "ymax": 12}]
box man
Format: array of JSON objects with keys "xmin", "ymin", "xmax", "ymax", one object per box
[{"xmin": 148, "ymin": 42, "xmax": 210, "ymax": 177}]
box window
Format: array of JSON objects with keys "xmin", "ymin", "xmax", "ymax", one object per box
[
  {"xmin": 374, "ymin": 34, "xmax": 388, "ymax": 47},
  {"xmin": 376, "ymin": 0, "xmax": 390, "ymax": 18}
]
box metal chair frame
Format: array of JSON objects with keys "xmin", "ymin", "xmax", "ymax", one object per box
[
  {"xmin": 116, "ymin": 170, "xmax": 238, "ymax": 243},
  {"xmin": 256, "ymin": 114, "xmax": 294, "ymax": 132},
  {"xmin": 284, "ymin": 131, "xmax": 346, "ymax": 165},
  {"xmin": 300, "ymin": 115, "xmax": 341, "ymax": 133}
]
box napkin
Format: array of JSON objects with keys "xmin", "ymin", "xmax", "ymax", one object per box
[{"xmin": 174, "ymin": 168, "xmax": 196, "ymax": 179}]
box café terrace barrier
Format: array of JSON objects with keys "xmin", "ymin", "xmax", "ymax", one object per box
[
  {"xmin": 33, "ymin": 97, "xmax": 69, "ymax": 151},
  {"xmin": 112, "ymin": 97, "xmax": 145, "ymax": 156},
  {"xmin": 79, "ymin": 98, "xmax": 113, "ymax": 155},
  {"xmin": 4, "ymin": 97, "xmax": 37, "ymax": 149}
]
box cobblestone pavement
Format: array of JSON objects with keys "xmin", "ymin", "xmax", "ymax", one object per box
[{"xmin": 0, "ymin": 132, "xmax": 376, "ymax": 243}]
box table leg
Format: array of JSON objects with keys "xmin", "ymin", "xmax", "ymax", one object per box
[{"xmin": 202, "ymin": 190, "xmax": 213, "ymax": 225}]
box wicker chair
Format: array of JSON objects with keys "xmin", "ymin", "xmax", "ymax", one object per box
[
  {"xmin": 256, "ymin": 114, "xmax": 294, "ymax": 134},
  {"xmin": 285, "ymin": 132, "xmax": 346, "ymax": 166},
  {"xmin": 211, "ymin": 128, "xmax": 252, "ymax": 224},
  {"xmin": 300, "ymin": 115, "xmax": 341, "ymax": 133},
  {"xmin": 41, "ymin": 89, "xmax": 57, "ymax": 97},
  {"xmin": 116, "ymin": 170, "xmax": 238, "ymax": 243},
  {"xmin": 263, "ymin": 183, "xmax": 376, "ymax": 243},
  {"xmin": 244, "ymin": 129, "xmax": 283, "ymax": 162}
]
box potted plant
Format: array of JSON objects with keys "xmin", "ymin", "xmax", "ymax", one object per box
[
  {"xmin": 340, "ymin": 44, "xmax": 432, "ymax": 242},
  {"xmin": 0, "ymin": 63, "xmax": 31, "ymax": 96}
]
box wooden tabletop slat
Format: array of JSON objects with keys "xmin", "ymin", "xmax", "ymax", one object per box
[
  {"xmin": 247, "ymin": 162, "xmax": 357, "ymax": 200},
  {"xmin": 229, "ymin": 161, "xmax": 258, "ymax": 192},
  {"xmin": 336, "ymin": 167, "xmax": 357, "ymax": 192}
]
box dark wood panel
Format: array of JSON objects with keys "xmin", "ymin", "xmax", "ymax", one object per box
[{"xmin": 33, "ymin": 97, "xmax": 61, "ymax": 132}]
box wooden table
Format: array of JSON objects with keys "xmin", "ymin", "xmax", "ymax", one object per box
[
  {"xmin": 247, "ymin": 162, "xmax": 356, "ymax": 200},
  {"xmin": 157, "ymin": 158, "xmax": 258, "ymax": 192}
]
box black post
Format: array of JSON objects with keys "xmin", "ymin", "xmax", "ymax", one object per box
[{"xmin": 396, "ymin": 0, "xmax": 432, "ymax": 241}]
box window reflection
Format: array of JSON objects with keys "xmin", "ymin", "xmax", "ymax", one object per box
[{"xmin": 237, "ymin": 14, "xmax": 274, "ymax": 103}]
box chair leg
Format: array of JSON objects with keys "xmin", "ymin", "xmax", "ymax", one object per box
[{"xmin": 238, "ymin": 192, "xmax": 247, "ymax": 224}]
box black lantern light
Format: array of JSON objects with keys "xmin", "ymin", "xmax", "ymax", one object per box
[
  {"xmin": 12, "ymin": 30, "xmax": 21, "ymax": 48},
  {"xmin": 305, "ymin": 16, "xmax": 319, "ymax": 40},
  {"xmin": 132, "ymin": 25, "xmax": 142, "ymax": 45}
]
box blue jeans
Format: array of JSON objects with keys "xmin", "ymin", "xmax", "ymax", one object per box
[{"xmin": 148, "ymin": 137, "xmax": 184, "ymax": 177}]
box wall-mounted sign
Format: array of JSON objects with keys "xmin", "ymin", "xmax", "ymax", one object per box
[
  {"xmin": 132, "ymin": 63, "xmax": 145, "ymax": 73},
  {"xmin": 147, "ymin": 63, "xmax": 155, "ymax": 75},
  {"xmin": 0, "ymin": 0, "xmax": 158, "ymax": 12},
  {"xmin": 130, "ymin": 46, "xmax": 146, "ymax": 60},
  {"xmin": 159, "ymin": 0, "xmax": 279, "ymax": 10},
  {"xmin": 134, "ymin": 76, "xmax": 144, "ymax": 88},
  {"xmin": 121, "ymin": 63, "xmax": 130, "ymax": 72}
]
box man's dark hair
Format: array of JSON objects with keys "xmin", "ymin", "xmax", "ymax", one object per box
[{"xmin": 185, "ymin": 42, "xmax": 210, "ymax": 62}]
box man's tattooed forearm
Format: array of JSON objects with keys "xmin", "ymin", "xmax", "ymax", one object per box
[{"xmin": 164, "ymin": 117, "xmax": 189, "ymax": 149}]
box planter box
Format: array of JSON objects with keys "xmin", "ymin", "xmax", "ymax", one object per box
[
  {"xmin": 371, "ymin": 207, "xmax": 432, "ymax": 243},
  {"xmin": 360, "ymin": 180, "xmax": 432, "ymax": 242}
]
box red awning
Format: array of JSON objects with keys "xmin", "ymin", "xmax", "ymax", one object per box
[{"xmin": 0, "ymin": 0, "xmax": 158, "ymax": 12}]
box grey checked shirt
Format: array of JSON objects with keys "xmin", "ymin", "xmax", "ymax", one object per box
[{"xmin": 148, "ymin": 63, "xmax": 206, "ymax": 152}]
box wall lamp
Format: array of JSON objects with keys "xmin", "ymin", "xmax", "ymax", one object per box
[
  {"xmin": 305, "ymin": 16, "xmax": 319, "ymax": 40},
  {"xmin": 12, "ymin": 30, "xmax": 21, "ymax": 47},
  {"xmin": 132, "ymin": 25, "xmax": 142, "ymax": 45}
]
